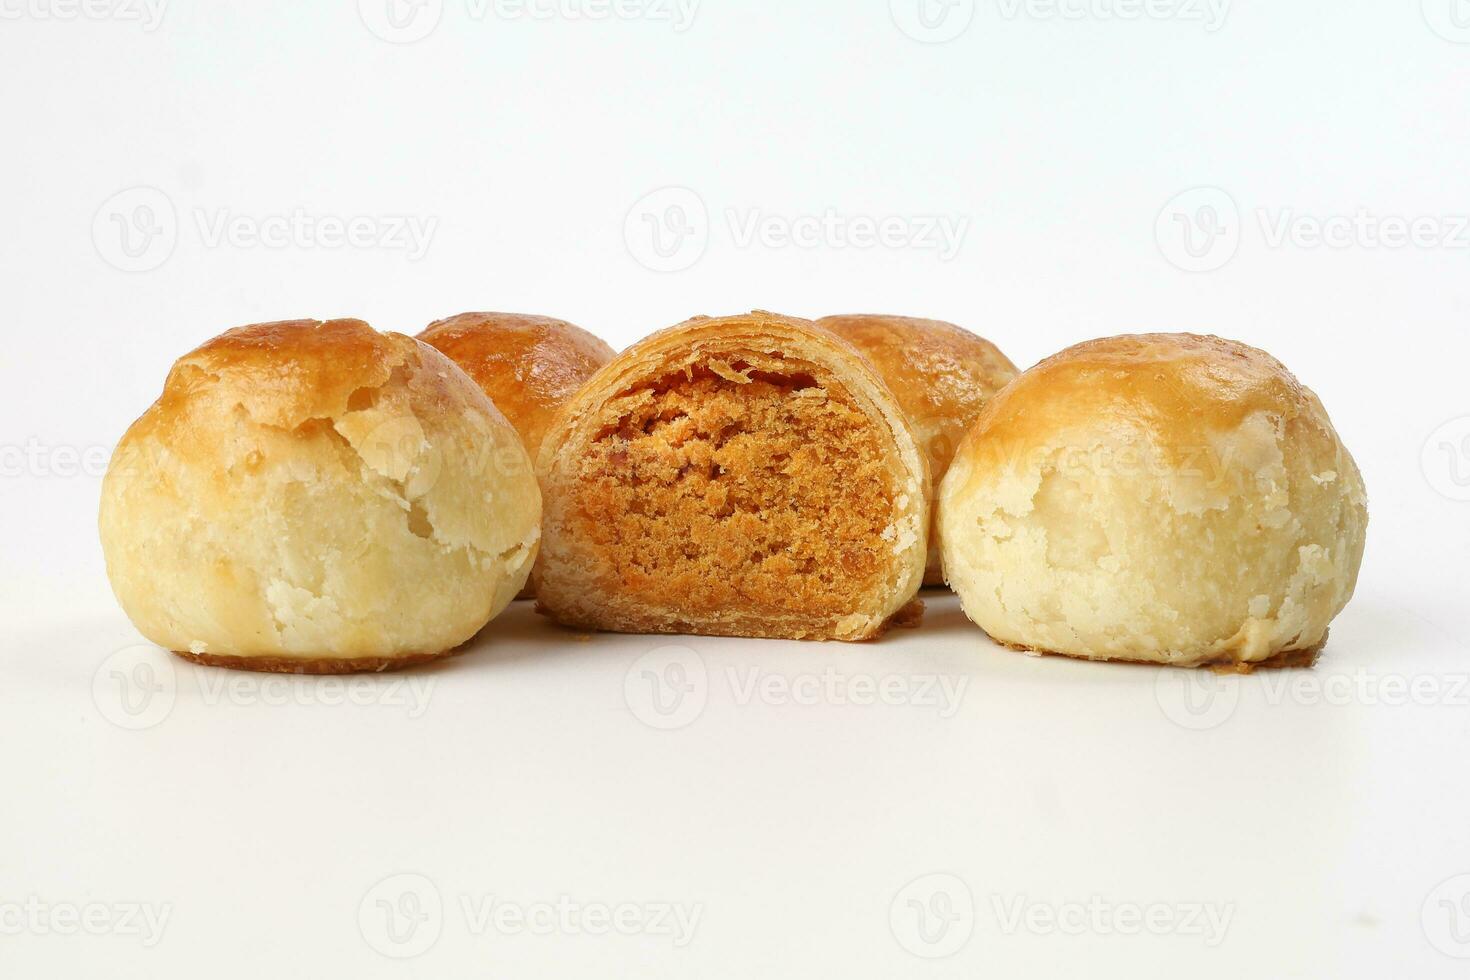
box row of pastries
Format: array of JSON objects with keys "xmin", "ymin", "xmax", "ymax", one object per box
[{"xmin": 99, "ymin": 311, "xmax": 1367, "ymax": 673}]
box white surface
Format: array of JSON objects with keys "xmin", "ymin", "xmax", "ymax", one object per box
[{"xmin": 3, "ymin": 1, "xmax": 1470, "ymax": 976}]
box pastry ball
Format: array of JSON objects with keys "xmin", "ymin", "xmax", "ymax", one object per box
[
  {"xmin": 99, "ymin": 318, "xmax": 541, "ymax": 673},
  {"xmin": 818, "ymin": 314, "xmax": 1019, "ymax": 586},
  {"xmin": 418, "ymin": 312, "xmax": 615, "ymax": 600},
  {"xmin": 938, "ymin": 333, "xmax": 1367, "ymax": 668},
  {"xmin": 417, "ymin": 312, "xmax": 616, "ymax": 460},
  {"xmin": 536, "ymin": 311, "xmax": 929, "ymax": 641}
]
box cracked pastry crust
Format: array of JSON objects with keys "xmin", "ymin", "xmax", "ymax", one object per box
[
  {"xmin": 98, "ymin": 318, "xmax": 541, "ymax": 672},
  {"xmin": 533, "ymin": 311, "xmax": 929, "ymax": 641},
  {"xmin": 418, "ymin": 312, "xmax": 615, "ymax": 600},
  {"xmin": 818, "ymin": 314, "xmax": 1019, "ymax": 587},
  {"xmin": 937, "ymin": 333, "xmax": 1368, "ymax": 668}
]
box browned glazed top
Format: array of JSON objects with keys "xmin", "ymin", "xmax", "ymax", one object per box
[{"xmin": 419, "ymin": 312, "xmax": 615, "ymax": 457}]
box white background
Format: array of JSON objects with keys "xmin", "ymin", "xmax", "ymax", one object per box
[{"xmin": 3, "ymin": 0, "xmax": 1470, "ymax": 976}]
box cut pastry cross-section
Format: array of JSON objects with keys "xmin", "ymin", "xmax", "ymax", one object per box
[{"xmin": 535, "ymin": 311, "xmax": 929, "ymax": 641}]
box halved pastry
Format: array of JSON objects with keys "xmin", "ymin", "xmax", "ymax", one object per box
[{"xmin": 535, "ymin": 311, "xmax": 928, "ymax": 641}]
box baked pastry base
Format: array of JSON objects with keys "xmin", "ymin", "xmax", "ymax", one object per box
[
  {"xmin": 531, "ymin": 598, "xmax": 927, "ymax": 642},
  {"xmin": 171, "ymin": 647, "xmax": 463, "ymax": 675},
  {"xmin": 989, "ymin": 631, "xmax": 1328, "ymax": 673}
]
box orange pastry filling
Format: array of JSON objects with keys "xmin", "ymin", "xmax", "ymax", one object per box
[{"xmin": 571, "ymin": 362, "xmax": 897, "ymax": 623}]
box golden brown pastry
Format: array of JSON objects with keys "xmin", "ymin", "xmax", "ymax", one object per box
[
  {"xmin": 938, "ymin": 333, "xmax": 1368, "ymax": 668},
  {"xmin": 818, "ymin": 314, "xmax": 1019, "ymax": 586},
  {"xmin": 535, "ymin": 311, "xmax": 929, "ymax": 641},
  {"xmin": 417, "ymin": 312, "xmax": 615, "ymax": 461},
  {"xmin": 98, "ymin": 319, "xmax": 541, "ymax": 673},
  {"xmin": 418, "ymin": 312, "xmax": 615, "ymax": 600}
]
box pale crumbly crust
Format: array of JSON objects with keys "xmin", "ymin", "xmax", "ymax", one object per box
[
  {"xmin": 939, "ymin": 332, "xmax": 1368, "ymax": 668},
  {"xmin": 100, "ymin": 318, "xmax": 541, "ymax": 671}
]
